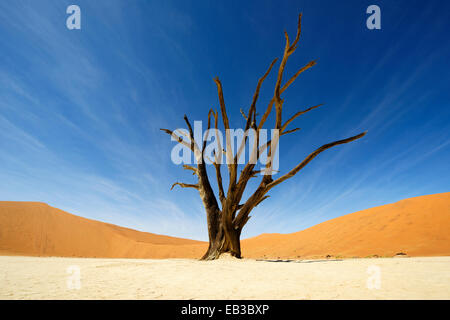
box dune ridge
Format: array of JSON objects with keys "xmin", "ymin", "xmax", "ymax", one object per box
[{"xmin": 0, "ymin": 192, "xmax": 449, "ymax": 259}]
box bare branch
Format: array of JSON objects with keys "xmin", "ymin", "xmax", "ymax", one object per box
[
  {"xmin": 240, "ymin": 108, "xmax": 248, "ymax": 121},
  {"xmin": 267, "ymin": 131, "xmax": 367, "ymax": 190},
  {"xmin": 256, "ymin": 15, "xmax": 312, "ymax": 192},
  {"xmin": 202, "ymin": 109, "xmax": 214, "ymax": 152},
  {"xmin": 210, "ymin": 110, "xmax": 223, "ymax": 162},
  {"xmin": 211, "ymin": 110, "xmax": 226, "ymax": 205},
  {"xmin": 232, "ymin": 185, "xmax": 267, "ymax": 230},
  {"xmin": 247, "ymin": 58, "xmax": 278, "ymax": 130},
  {"xmin": 171, "ymin": 182, "xmax": 199, "ymax": 190},
  {"xmin": 258, "ymin": 60, "xmax": 317, "ymax": 131},
  {"xmin": 281, "ymin": 60, "xmax": 316, "ymax": 93},
  {"xmin": 213, "ymin": 162, "xmax": 226, "ymax": 205},
  {"xmin": 250, "ymin": 170, "xmax": 261, "ymax": 178},
  {"xmin": 183, "ymin": 115, "xmax": 194, "ymax": 138},
  {"xmin": 173, "ymin": 128, "xmax": 189, "ymax": 139},
  {"xmin": 183, "ymin": 114, "xmax": 198, "ymax": 151},
  {"xmin": 214, "ymin": 77, "xmax": 238, "ymax": 196},
  {"xmin": 259, "ymin": 14, "xmax": 305, "ymax": 132},
  {"xmin": 258, "ymin": 139, "xmax": 271, "ymax": 156},
  {"xmin": 183, "ymin": 165, "xmax": 198, "ymax": 175},
  {"xmin": 281, "ymin": 104, "xmax": 323, "ymax": 133},
  {"xmin": 281, "ymin": 127, "xmax": 301, "ymax": 136},
  {"xmin": 213, "ymin": 77, "xmax": 230, "ymax": 130},
  {"xmin": 160, "ymin": 128, "xmax": 193, "ymax": 151},
  {"xmin": 255, "ymin": 195, "xmax": 270, "ymax": 207},
  {"xmin": 287, "ymin": 13, "xmax": 302, "ymax": 53},
  {"xmin": 235, "ymin": 58, "xmax": 278, "ymax": 166}
]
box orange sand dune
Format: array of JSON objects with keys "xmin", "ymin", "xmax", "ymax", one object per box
[
  {"xmin": 0, "ymin": 202, "xmax": 206, "ymax": 258},
  {"xmin": 242, "ymin": 192, "xmax": 450, "ymax": 258},
  {"xmin": 0, "ymin": 192, "xmax": 449, "ymax": 259}
]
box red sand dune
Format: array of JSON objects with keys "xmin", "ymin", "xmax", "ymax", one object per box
[
  {"xmin": 243, "ymin": 192, "xmax": 450, "ymax": 258},
  {"xmin": 0, "ymin": 192, "xmax": 449, "ymax": 259},
  {"xmin": 0, "ymin": 202, "xmax": 206, "ymax": 258}
]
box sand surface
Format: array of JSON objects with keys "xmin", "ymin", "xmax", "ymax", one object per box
[
  {"xmin": 1, "ymin": 255, "xmax": 449, "ymax": 300},
  {"xmin": 1, "ymin": 192, "xmax": 449, "ymax": 259}
]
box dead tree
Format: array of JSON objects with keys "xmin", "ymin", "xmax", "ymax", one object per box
[{"xmin": 161, "ymin": 14, "xmax": 366, "ymax": 260}]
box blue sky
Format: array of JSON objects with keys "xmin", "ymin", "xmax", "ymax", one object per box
[{"xmin": 0, "ymin": 0, "xmax": 449, "ymax": 241}]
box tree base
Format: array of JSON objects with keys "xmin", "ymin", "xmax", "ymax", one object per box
[
  {"xmin": 200, "ymin": 230, "xmax": 242, "ymax": 261},
  {"xmin": 201, "ymin": 250, "xmax": 242, "ymax": 261}
]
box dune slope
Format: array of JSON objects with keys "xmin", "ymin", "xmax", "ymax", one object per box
[
  {"xmin": 242, "ymin": 192, "xmax": 450, "ymax": 258},
  {"xmin": 0, "ymin": 202, "xmax": 206, "ymax": 258}
]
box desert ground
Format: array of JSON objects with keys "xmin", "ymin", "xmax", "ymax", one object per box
[{"xmin": 1, "ymin": 255, "xmax": 449, "ymax": 300}]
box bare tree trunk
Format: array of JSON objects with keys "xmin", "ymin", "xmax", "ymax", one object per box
[
  {"xmin": 193, "ymin": 160, "xmax": 240, "ymax": 260},
  {"xmin": 201, "ymin": 221, "xmax": 241, "ymax": 260}
]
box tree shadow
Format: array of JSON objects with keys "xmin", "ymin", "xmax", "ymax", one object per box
[{"xmin": 255, "ymin": 259, "xmax": 343, "ymax": 263}]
